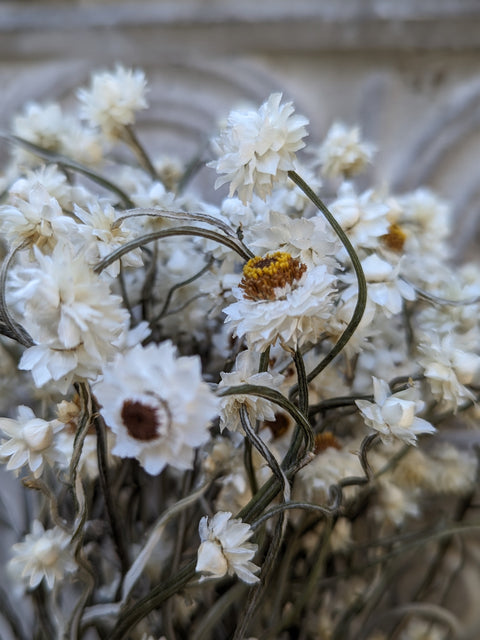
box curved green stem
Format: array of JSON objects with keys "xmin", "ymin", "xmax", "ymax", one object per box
[
  {"xmin": 0, "ymin": 243, "xmax": 34, "ymax": 347},
  {"xmin": 218, "ymin": 384, "xmax": 314, "ymax": 454},
  {"xmin": 94, "ymin": 226, "xmax": 252, "ymax": 274},
  {"xmin": 121, "ymin": 125, "xmax": 158, "ymax": 180},
  {"xmin": 287, "ymin": 170, "xmax": 367, "ymax": 390},
  {"xmin": 1, "ymin": 133, "xmax": 135, "ymax": 208}
]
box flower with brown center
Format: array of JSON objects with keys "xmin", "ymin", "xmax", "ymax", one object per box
[
  {"xmin": 120, "ymin": 400, "xmax": 161, "ymax": 441},
  {"xmin": 93, "ymin": 341, "xmax": 219, "ymax": 475},
  {"xmin": 381, "ymin": 223, "xmax": 407, "ymax": 253},
  {"xmin": 223, "ymin": 251, "xmax": 336, "ymax": 350}
]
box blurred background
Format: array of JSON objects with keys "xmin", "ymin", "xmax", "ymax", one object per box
[
  {"xmin": 1, "ymin": 0, "xmax": 480, "ymax": 259},
  {"xmin": 1, "ymin": 3, "xmax": 480, "ymax": 638}
]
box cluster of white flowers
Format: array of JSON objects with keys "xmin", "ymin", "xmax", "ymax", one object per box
[{"xmin": 0, "ymin": 65, "xmax": 478, "ymax": 640}]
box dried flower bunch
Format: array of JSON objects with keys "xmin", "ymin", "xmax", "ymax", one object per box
[{"xmin": 0, "ymin": 65, "xmax": 479, "ymax": 640}]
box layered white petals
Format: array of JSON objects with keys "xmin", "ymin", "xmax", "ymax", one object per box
[
  {"xmin": 78, "ymin": 65, "xmax": 148, "ymax": 138},
  {"xmin": 210, "ymin": 93, "xmax": 308, "ymax": 203},
  {"xmin": 218, "ymin": 350, "xmax": 285, "ymax": 432},
  {"xmin": 196, "ymin": 511, "xmax": 260, "ymax": 584},
  {"xmin": 315, "ymin": 122, "xmax": 375, "ymax": 179},
  {"xmin": 224, "ymin": 264, "xmax": 336, "ymax": 351},
  {"xmin": 8, "ymin": 520, "xmax": 77, "ymax": 590},
  {"xmin": 0, "ymin": 406, "xmax": 62, "ymax": 477},
  {"xmin": 356, "ymin": 377, "xmax": 436, "ymax": 445},
  {"xmin": 93, "ymin": 341, "xmax": 219, "ymax": 475}
]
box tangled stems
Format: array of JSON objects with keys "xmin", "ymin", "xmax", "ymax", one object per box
[
  {"xmin": 287, "ymin": 170, "xmax": 367, "ymax": 390},
  {"xmin": 1, "ymin": 133, "xmax": 135, "ymax": 208},
  {"xmin": 111, "ymin": 384, "xmax": 314, "ymax": 639},
  {"xmin": 94, "ymin": 226, "xmax": 252, "ymax": 274},
  {"xmin": 218, "ymin": 383, "xmax": 315, "ymax": 456}
]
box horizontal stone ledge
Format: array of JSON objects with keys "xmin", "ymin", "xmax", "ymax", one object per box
[
  {"xmin": 2, "ymin": 21, "xmax": 480, "ymax": 60},
  {"xmin": 1, "ymin": 1, "xmax": 480, "ymax": 53},
  {"xmin": 3, "ymin": 0, "xmax": 480, "ymax": 28}
]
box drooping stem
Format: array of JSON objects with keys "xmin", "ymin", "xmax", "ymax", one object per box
[
  {"xmin": 121, "ymin": 125, "xmax": 158, "ymax": 180},
  {"xmin": 287, "ymin": 170, "xmax": 367, "ymax": 390}
]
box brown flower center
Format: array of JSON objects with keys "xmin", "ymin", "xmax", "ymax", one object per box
[
  {"xmin": 263, "ymin": 412, "xmax": 291, "ymax": 439},
  {"xmin": 314, "ymin": 431, "xmax": 342, "ymax": 454},
  {"xmin": 121, "ymin": 399, "xmax": 161, "ymax": 441},
  {"xmin": 239, "ymin": 251, "xmax": 307, "ymax": 301},
  {"xmin": 381, "ymin": 223, "xmax": 407, "ymax": 253}
]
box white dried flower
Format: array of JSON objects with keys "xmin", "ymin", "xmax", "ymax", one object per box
[
  {"xmin": 13, "ymin": 242, "xmax": 129, "ymax": 392},
  {"xmin": 294, "ymin": 439, "xmax": 363, "ymax": 504},
  {"xmin": 355, "ymin": 377, "xmax": 436, "ymax": 446},
  {"xmin": 8, "ymin": 164, "xmax": 89, "ymax": 212},
  {"xmin": 341, "ymin": 253, "xmax": 416, "ymax": 317},
  {"xmin": 0, "ymin": 182, "xmax": 79, "ymax": 251},
  {"xmin": 249, "ymin": 210, "xmax": 338, "ymax": 269},
  {"xmin": 330, "ymin": 182, "xmax": 390, "ymax": 251},
  {"xmin": 78, "ymin": 65, "xmax": 148, "ymax": 139},
  {"xmin": 397, "ymin": 188, "xmax": 451, "ymax": 247},
  {"xmin": 417, "ymin": 334, "xmax": 480, "ymax": 411},
  {"xmin": 0, "ymin": 405, "xmax": 62, "ymax": 477},
  {"xmin": 424, "ymin": 443, "xmax": 478, "ymax": 494},
  {"xmin": 196, "ymin": 511, "xmax": 260, "ymax": 584},
  {"xmin": 210, "ymin": 93, "xmax": 308, "ymax": 204},
  {"xmin": 315, "ymin": 122, "xmax": 375, "ymax": 178},
  {"xmin": 12, "ymin": 102, "xmax": 102, "ymax": 166},
  {"xmin": 74, "ymin": 200, "xmax": 143, "ymax": 277},
  {"xmin": 218, "ymin": 350, "xmax": 285, "ymax": 432},
  {"xmin": 372, "ymin": 479, "xmax": 420, "ymax": 528},
  {"xmin": 93, "ymin": 341, "xmax": 219, "ymax": 475},
  {"xmin": 8, "ymin": 520, "xmax": 77, "ymax": 590},
  {"xmin": 224, "ymin": 251, "xmax": 336, "ymax": 351}
]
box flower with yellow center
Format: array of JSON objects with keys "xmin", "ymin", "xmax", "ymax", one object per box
[{"xmin": 223, "ymin": 251, "xmax": 336, "ymax": 350}]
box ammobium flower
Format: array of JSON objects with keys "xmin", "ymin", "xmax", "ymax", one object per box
[
  {"xmin": 195, "ymin": 511, "xmax": 260, "ymax": 584},
  {"xmin": 417, "ymin": 334, "xmax": 480, "ymax": 411},
  {"xmin": 8, "ymin": 520, "xmax": 77, "ymax": 590},
  {"xmin": 315, "ymin": 121, "xmax": 375, "ymax": 179},
  {"xmin": 14, "ymin": 242, "xmax": 129, "ymax": 392},
  {"xmin": 218, "ymin": 349, "xmax": 285, "ymax": 432},
  {"xmin": 223, "ymin": 251, "xmax": 336, "ymax": 351},
  {"xmin": 73, "ymin": 200, "xmax": 143, "ymax": 277},
  {"xmin": 0, "ymin": 182, "xmax": 79, "ymax": 251},
  {"xmin": 0, "ymin": 405, "xmax": 62, "ymax": 477},
  {"xmin": 78, "ymin": 65, "xmax": 148, "ymax": 139},
  {"xmin": 210, "ymin": 93, "xmax": 309, "ymax": 204},
  {"xmin": 355, "ymin": 377, "xmax": 436, "ymax": 446},
  {"xmin": 93, "ymin": 341, "xmax": 219, "ymax": 475}
]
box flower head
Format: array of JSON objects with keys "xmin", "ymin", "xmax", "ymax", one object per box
[
  {"xmin": 315, "ymin": 122, "xmax": 375, "ymax": 179},
  {"xmin": 74, "ymin": 200, "xmax": 143, "ymax": 277},
  {"xmin": 0, "ymin": 183, "xmax": 79, "ymax": 252},
  {"xmin": 224, "ymin": 251, "xmax": 336, "ymax": 350},
  {"xmin": 78, "ymin": 65, "xmax": 148, "ymax": 139},
  {"xmin": 196, "ymin": 511, "xmax": 260, "ymax": 584},
  {"xmin": 12, "ymin": 102, "xmax": 102, "ymax": 166},
  {"xmin": 218, "ymin": 350, "xmax": 284, "ymax": 432},
  {"xmin": 417, "ymin": 334, "xmax": 480, "ymax": 410},
  {"xmin": 0, "ymin": 405, "xmax": 62, "ymax": 477},
  {"xmin": 210, "ymin": 93, "xmax": 308, "ymax": 203},
  {"xmin": 355, "ymin": 377, "xmax": 436, "ymax": 445},
  {"xmin": 8, "ymin": 520, "xmax": 77, "ymax": 590},
  {"xmin": 93, "ymin": 341, "xmax": 219, "ymax": 475},
  {"xmin": 14, "ymin": 242, "xmax": 129, "ymax": 391}
]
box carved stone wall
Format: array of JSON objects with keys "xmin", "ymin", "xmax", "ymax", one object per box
[{"xmin": 1, "ymin": 0, "xmax": 480, "ymax": 258}]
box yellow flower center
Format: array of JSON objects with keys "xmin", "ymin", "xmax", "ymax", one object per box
[
  {"xmin": 381, "ymin": 223, "xmax": 407, "ymax": 252},
  {"xmin": 239, "ymin": 251, "xmax": 307, "ymax": 301}
]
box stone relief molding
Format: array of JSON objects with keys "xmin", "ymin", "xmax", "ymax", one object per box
[{"xmin": 1, "ymin": 0, "xmax": 480, "ymax": 258}]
